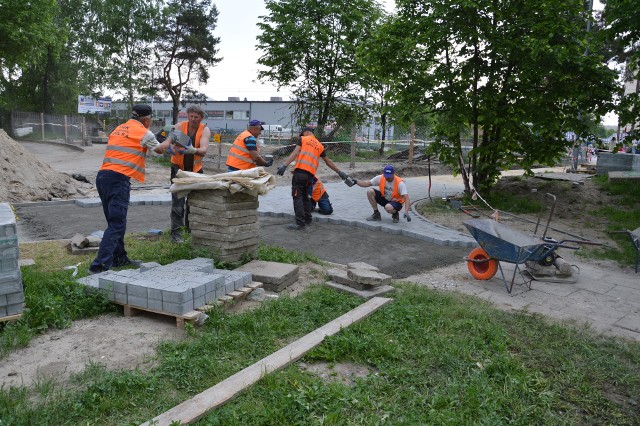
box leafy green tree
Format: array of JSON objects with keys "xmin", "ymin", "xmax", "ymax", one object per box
[
  {"xmin": 154, "ymin": 0, "xmax": 222, "ymax": 124},
  {"xmin": 602, "ymin": 0, "xmax": 640, "ymax": 136},
  {"xmin": 257, "ymin": 0, "xmax": 383, "ymax": 137},
  {"xmin": 368, "ymin": 0, "xmax": 617, "ymax": 192},
  {"xmin": 0, "ymin": 0, "xmax": 59, "ymax": 109},
  {"xmin": 96, "ymin": 0, "xmax": 162, "ymax": 106}
]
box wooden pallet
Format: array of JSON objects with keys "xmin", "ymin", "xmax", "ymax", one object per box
[
  {"xmin": 122, "ymin": 304, "xmax": 201, "ymax": 329},
  {"xmin": 196, "ymin": 282, "xmax": 264, "ymax": 312},
  {"xmin": 0, "ymin": 314, "xmax": 22, "ymax": 323}
]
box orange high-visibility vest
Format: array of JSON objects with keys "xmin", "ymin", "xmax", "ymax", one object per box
[
  {"xmin": 379, "ymin": 175, "xmax": 404, "ymax": 203},
  {"xmin": 310, "ymin": 177, "xmax": 326, "ymax": 202},
  {"xmin": 226, "ymin": 130, "xmax": 256, "ymax": 170},
  {"xmin": 171, "ymin": 122, "xmax": 204, "ymax": 172},
  {"xmin": 295, "ymin": 135, "xmax": 323, "ymax": 175},
  {"xmin": 100, "ymin": 119, "xmax": 148, "ymax": 182}
]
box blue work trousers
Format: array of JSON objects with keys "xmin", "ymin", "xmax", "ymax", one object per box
[{"xmin": 89, "ymin": 170, "xmax": 131, "ymax": 272}]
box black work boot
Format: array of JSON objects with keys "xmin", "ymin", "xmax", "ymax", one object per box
[{"xmin": 366, "ymin": 210, "xmax": 382, "ymax": 221}]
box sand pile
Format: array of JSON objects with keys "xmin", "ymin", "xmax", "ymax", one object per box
[{"xmin": 0, "ymin": 130, "xmax": 92, "ymax": 202}]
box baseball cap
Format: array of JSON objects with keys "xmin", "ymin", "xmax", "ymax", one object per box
[
  {"xmin": 249, "ymin": 119, "xmax": 264, "ymax": 130},
  {"xmin": 383, "ymin": 165, "xmax": 395, "ymax": 179},
  {"xmin": 299, "ymin": 126, "xmax": 315, "ymax": 136},
  {"xmin": 131, "ymin": 104, "xmax": 152, "ymax": 118}
]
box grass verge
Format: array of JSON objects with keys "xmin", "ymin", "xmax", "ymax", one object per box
[{"xmin": 0, "ymin": 285, "xmax": 638, "ymax": 424}]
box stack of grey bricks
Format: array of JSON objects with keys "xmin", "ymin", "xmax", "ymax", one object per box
[
  {"xmin": 188, "ymin": 189, "xmax": 260, "ymax": 262},
  {"xmin": 88, "ymin": 258, "xmax": 252, "ymax": 315},
  {"xmin": 0, "ymin": 203, "xmax": 24, "ymax": 318},
  {"xmin": 596, "ymin": 152, "xmax": 640, "ymax": 176}
]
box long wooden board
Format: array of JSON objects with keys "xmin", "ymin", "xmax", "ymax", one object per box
[{"xmin": 141, "ymin": 296, "xmax": 393, "ymax": 426}]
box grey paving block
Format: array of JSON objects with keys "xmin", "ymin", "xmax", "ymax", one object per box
[
  {"xmin": 262, "ymin": 273, "xmax": 298, "ymax": 292},
  {"xmin": 0, "ymin": 306, "xmax": 6, "ymax": 317},
  {"xmin": 6, "ymin": 291, "xmax": 24, "ymax": 305},
  {"xmin": 235, "ymin": 260, "xmax": 297, "ymax": 286},
  {"xmin": 347, "ymin": 268, "xmax": 392, "ymax": 287},
  {"xmin": 0, "ymin": 280, "xmax": 23, "ymax": 296},
  {"xmin": 0, "ymin": 294, "xmax": 6, "ymax": 306},
  {"xmin": 347, "ymin": 262, "xmax": 379, "ymax": 271},
  {"xmin": 162, "ymin": 286, "xmax": 193, "ymax": 304},
  {"xmin": 6, "ymin": 303, "xmax": 24, "ymax": 315},
  {"xmin": 327, "ymin": 268, "xmax": 356, "ymax": 286},
  {"xmin": 127, "ymin": 295, "xmax": 148, "ymax": 308},
  {"xmin": 189, "ymin": 214, "xmax": 258, "ymax": 227},
  {"xmin": 162, "ymin": 300, "xmax": 194, "ymax": 315},
  {"xmin": 127, "ymin": 283, "xmax": 148, "ymax": 298},
  {"xmin": 147, "ymin": 298, "xmax": 163, "ymax": 311},
  {"xmin": 324, "ymin": 281, "xmax": 396, "ymax": 300},
  {"xmin": 193, "ymin": 295, "xmax": 206, "ymax": 309},
  {"xmin": 75, "ymin": 198, "xmax": 102, "ymax": 207}
]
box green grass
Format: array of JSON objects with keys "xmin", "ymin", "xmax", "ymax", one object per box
[
  {"xmin": 578, "ymin": 175, "xmax": 640, "ymax": 266},
  {"xmin": 1, "ymin": 285, "xmax": 638, "ymax": 425}
]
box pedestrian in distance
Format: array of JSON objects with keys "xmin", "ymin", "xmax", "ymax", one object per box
[
  {"xmin": 156, "ymin": 105, "xmax": 211, "ymax": 243},
  {"xmin": 308, "ymin": 175, "xmax": 333, "ymax": 215},
  {"xmin": 276, "ymin": 127, "xmax": 347, "ymax": 229},
  {"xmin": 89, "ymin": 104, "xmax": 164, "ymax": 274},
  {"xmin": 354, "ymin": 164, "xmax": 411, "ymax": 223},
  {"xmin": 226, "ymin": 119, "xmax": 274, "ymax": 172}
]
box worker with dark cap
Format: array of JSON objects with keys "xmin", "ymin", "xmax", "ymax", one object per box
[
  {"xmin": 355, "ymin": 164, "xmax": 411, "ymax": 223},
  {"xmin": 276, "ymin": 127, "xmax": 347, "ymax": 230},
  {"xmin": 89, "ymin": 104, "xmax": 164, "ymax": 274},
  {"xmin": 226, "ymin": 119, "xmax": 273, "ymax": 171}
]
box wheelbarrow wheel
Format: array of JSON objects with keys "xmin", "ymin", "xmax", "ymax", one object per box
[{"xmin": 466, "ymin": 248, "xmax": 498, "ymax": 280}]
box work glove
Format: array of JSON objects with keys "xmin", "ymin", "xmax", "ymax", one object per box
[
  {"xmin": 183, "ymin": 145, "xmax": 197, "ymax": 155},
  {"xmin": 276, "ymin": 165, "xmax": 287, "ymax": 176},
  {"xmin": 338, "ymin": 170, "xmax": 347, "ymax": 180},
  {"xmin": 264, "ymin": 157, "xmax": 274, "ymax": 167},
  {"xmin": 167, "ymin": 143, "xmax": 185, "ymax": 155},
  {"xmin": 404, "ymin": 213, "xmax": 412, "ymax": 222}
]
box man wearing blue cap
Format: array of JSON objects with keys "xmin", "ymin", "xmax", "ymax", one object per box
[
  {"xmin": 355, "ymin": 164, "xmax": 411, "ymax": 223},
  {"xmin": 226, "ymin": 120, "xmax": 274, "ymax": 171}
]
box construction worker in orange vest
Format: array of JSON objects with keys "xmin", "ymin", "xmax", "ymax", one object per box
[
  {"xmin": 89, "ymin": 104, "xmax": 164, "ymax": 274},
  {"xmin": 276, "ymin": 127, "xmax": 347, "ymax": 230},
  {"xmin": 355, "ymin": 164, "xmax": 411, "ymax": 223},
  {"xmin": 308, "ymin": 175, "xmax": 333, "ymax": 215},
  {"xmin": 156, "ymin": 105, "xmax": 211, "ymax": 243},
  {"xmin": 226, "ymin": 119, "xmax": 273, "ymax": 171}
]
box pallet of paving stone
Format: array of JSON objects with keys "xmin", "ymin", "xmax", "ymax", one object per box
[{"xmin": 121, "ymin": 303, "xmax": 202, "ymax": 329}]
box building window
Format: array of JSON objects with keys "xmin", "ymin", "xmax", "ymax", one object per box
[
  {"xmin": 207, "ymin": 110, "xmax": 224, "ymax": 119},
  {"xmin": 233, "ymin": 110, "xmax": 249, "ymax": 120}
]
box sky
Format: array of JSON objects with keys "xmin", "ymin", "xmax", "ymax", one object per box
[{"xmin": 201, "ymin": 0, "xmax": 617, "ymax": 126}]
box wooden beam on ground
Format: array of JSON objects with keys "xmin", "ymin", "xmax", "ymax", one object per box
[{"xmin": 140, "ymin": 296, "xmax": 393, "ymax": 426}]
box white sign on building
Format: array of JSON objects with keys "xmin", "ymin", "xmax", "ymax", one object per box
[{"xmin": 78, "ymin": 96, "xmax": 112, "ymax": 114}]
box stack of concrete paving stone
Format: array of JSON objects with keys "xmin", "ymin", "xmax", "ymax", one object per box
[
  {"xmin": 326, "ymin": 262, "xmax": 395, "ymax": 299},
  {"xmin": 77, "ymin": 258, "xmax": 252, "ymax": 315},
  {"xmin": 236, "ymin": 260, "xmax": 299, "ymax": 292},
  {"xmin": 68, "ymin": 233, "xmax": 101, "ymax": 255},
  {"xmin": 188, "ymin": 189, "xmax": 260, "ymax": 262},
  {"xmin": 0, "ymin": 203, "xmax": 24, "ymax": 319}
]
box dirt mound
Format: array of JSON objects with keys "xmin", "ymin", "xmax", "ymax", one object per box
[{"xmin": 0, "ymin": 130, "xmax": 92, "ymax": 203}]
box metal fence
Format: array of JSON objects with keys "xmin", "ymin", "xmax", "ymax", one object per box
[{"xmin": 10, "ymin": 110, "xmax": 110, "ymax": 144}]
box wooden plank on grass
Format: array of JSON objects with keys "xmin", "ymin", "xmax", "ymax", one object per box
[{"xmin": 140, "ymin": 296, "xmax": 393, "ymax": 426}]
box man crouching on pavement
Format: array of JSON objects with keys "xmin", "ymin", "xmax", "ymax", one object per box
[{"xmin": 355, "ymin": 164, "xmax": 411, "ymax": 223}]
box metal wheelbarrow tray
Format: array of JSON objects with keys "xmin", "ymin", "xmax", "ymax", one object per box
[{"xmin": 463, "ymin": 219, "xmax": 582, "ymax": 293}]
